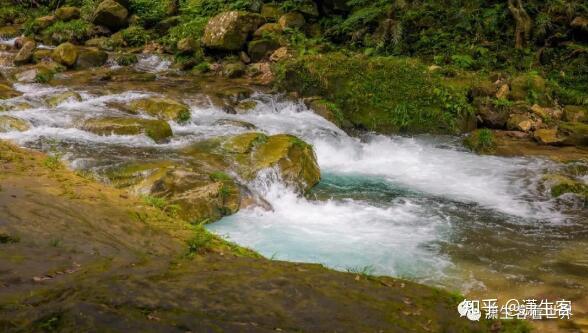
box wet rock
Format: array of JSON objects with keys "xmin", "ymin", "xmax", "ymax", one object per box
[
  {"xmin": 14, "ymin": 40, "xmax": 36, "ymax": 66},
  {"xmin": 0, "ymin": 84, "xmax": 21, "ymax": 100},
  {"xmin": 216, "ymin": 86, "xmax": 253, "ymax": 105},
  {"xmin": 261, "ymin": 4, "xmax": 284, "ymax": 22},
  {"xmin": 55, "ymin": 6, "xmax": 81, "ymax": 21},
  {"xmin": 222, "ymin": 62, "xmax": 246, "ymax": 78},
  {"xmin": 82, "ymin": 117, "xmax": 172, "ymax": 143},
  {"xmin": 279, "ymin": 12, "xmax": 306, "ymax": 29},
  {"xmin": 45, "ymin": 91, "xmax": 82, "ymax": 107},
  {"xmin": 214, "ymin": 119, "xmax": 257, "ymax": 130},
  {"xmin": 128, "ymin": 97, "xmax": 191, "ymax": 123},
  {"xmin": 533, "ymin": 128, "xmax": 562, "ymax": 145},
  {"xmin": 463, "ymin": 129, "xmax": 496, "ymax": 154},
  {"xmin": 563, "ymin": 105, "xmax": 587, "ymax": 123},
  {"xmin": 247, "ymin": 39, "xmax": 280, "ymax": 62},
  {"xmin": 0, "ymin": 115, "xmax": 30, "ymax": 132},
  {"xmin": 52, "ymin": 42, "xmax": 78, "ymax": 67},
  {"xmin": 304, "ymin": 97, "xmax": 339, "ymax": 124},
  {"xmin": 113, "ymin": 52, "xmax": 138, "ymax": 66},
  {"xmin": 85, "ymin": 37, "xmax": 116, "ymax": 51},
  {"xmin": 253, "ymin": 23, "xmax": 282, "ymax": 38},
  {"xmin": 222, "ymin": 132, "xmax": 267, "ymax": 154},
  {"xmin": 542, "ymin": 174, "xmax": 588, "ymax": 199},
  {"xmin": 14, "ymin": 64, "xmax": 58, "ymax": 83},
  {"xmin": 558, "ymin": 122, "xmax": 588, "ymax": 147},
  {"xmin": 202, "ymin": 11, "xmax": 265, "ymax": 51},
  {"xmin": 530, "ymin": 104, "xmax": 561, "ymax": 120},
  {"xmin": 75, "ymin": 47, "xmax": 108, "ymax": 69},
  {"xmin": 92, "ymin": 0, "xmax": 129, "ymax": 31},
  {"xmin": 236, "ymin": 100, "xmax": 257, "ymax": 113}
]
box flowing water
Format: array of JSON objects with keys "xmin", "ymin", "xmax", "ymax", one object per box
[{"xmin": 1, "ymin": 40, "xmax": 587, "ymax": 330}]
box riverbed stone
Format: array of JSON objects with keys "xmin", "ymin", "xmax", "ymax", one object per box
[
  {"xmin": 533, "ymin": 128, "xmax": 562, "ymax": 145},
  {"xmin": 75, "ymin": 47, "xmax": 108, "ymax": 69},
  {"xmin": 14, "ymin": 40, "xmax": 36, "ymax": 66},
  {"xmin": 247, "ymin": 39, "xmax": 280, "ymax": 62},
  {"xmin": 0, "ymin": 84, "xmax": 20, "ymax": 100},
  {"xmin": 45, "ymin": 91, "xmax": 82, "ymax": 107},
  {"xmin": 52, "ymin": 42, "xmax": 78, "ymax": 67},
  {"xmin": 558, "ymin": 122, "xmax": 588, "ymax": 147},
  {"xmin": 542, "ymin": 174, "xmax": 588, "ymax": 199},
  {"xmin": 128, "ymin": 97, "xmax": 191, "ymax": 123},
  {"xmin": 32, "ymin": 49, "xmax": 53, "ymax": 63},
  {"xmin": 82, "ymin": 117, "xmax": 172, "ymax": 143},
  {"xmin": 0, "ymin": 115, "xmax": 30, "ymax": 132},
  {"xmin": 202, "ymin": 11, "xmax": 265, "ymax": 51},
  {"xmin": 563, "ymin": 105, "xmax": 587, "ymax": 123},
  {"xmin": 507, "ymin": 113, "xmax": 534, "ymax": 132},
  {"xmin": 0, "ymin": 26, "xmax": 19, "ymax": 39},
  {"xmin": 92, "ymin": 0, "xmax": 128, "ymax": 31}
]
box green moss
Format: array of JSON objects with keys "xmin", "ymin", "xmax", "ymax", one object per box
[
  {"xmin": 128, "ymin": 0, "xmax": 173, "ymax": 26},
  {"xmin": 464, "ymin": 129, "xmax": 496, "ymax": 154},
  {"xmin": 275, "ymin": 53, "xmax": 474, "ymax": 134},
  {"xmin": 42, "ymin": 19, "xmax": 92, "ymax": 43},
  {"xmin": 113, "ymin": 53, "xmax": 139, "ymax": 66},
  {"xmin": 143, "ymin": 195, "xmax": 181, "ymax": 217},
  {"xmin": 186, "ymin": 224, "xmax": 215, "ymax": 256},
  {"xmin": 120, "ymin": 25, "xmax": 153, "ymax": 47}
]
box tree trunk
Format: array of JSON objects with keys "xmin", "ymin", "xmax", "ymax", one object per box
[{"xmin": 508, "ymin": 0, "xmax": 533, "ymax": 49}]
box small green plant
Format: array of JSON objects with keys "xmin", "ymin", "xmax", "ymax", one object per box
[
  {"xmin": 120, "ymin": 25, "xmax": 153, "ymax": 47},
  {"xmin": 450, "ymin": 54, "xmax": 475, "ymax": 69},
  {"xmin": 346, "ymin": 265, "xmax": 376, "ymax": 278},
  {"xmin": 464, "ymin": 129, "xmax": 496, "ymax": 154},
  {"xmin": 186, "ymin": 224, "xmax": 214, "ymax": 256},
  {"xmin": 35, "ymin": 71, "xmax": 55, "ymax": 84},
  {"xmin": 142, "ymin": 195, "xmax": 181, "ymax": 217},
  {"xmin": 209, "ymin": 171, "xmax": 232, "ymax": 182},
  {"xmin": 44, "ymin": 155, "xmax": 62, "ymax": 170},
  {"xmin": 43, "ymin": 19, "xmax": 92, "ymax": 43}
]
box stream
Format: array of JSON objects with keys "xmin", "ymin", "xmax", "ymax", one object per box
[{"xmin": 1, "ymin": 42, "xmax": 587, "ymax": 329}]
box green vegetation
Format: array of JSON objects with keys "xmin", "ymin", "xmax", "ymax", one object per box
[
  {"xmin": 43, "ymin": 154, "xmax": 62, "ymax": 170},
  {"xmin": 186, "ymin": 224, "xmax": 215, "ymax": 255},
  {"xmin": 42, "ymin": 19, "xmax": 92, "ymax": 43},
  {"xmin": 120, "ymin": 25, "xmax": 153, "ymax": 47},
  {"xmin": 464, "ymin": 129, "xmax": 496, "ymax": 153},
  {"xmin": 275, "ymin": 53, "xmax": 474, "ymax": 133},
  {"xmin": 142, "ymin": 195, "xmax": 181, "ymax": 217}
]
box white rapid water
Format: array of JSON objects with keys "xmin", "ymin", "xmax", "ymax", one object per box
[{"xmin": 0, "ymin": 83, "xmax": 577, "ymax": 285}]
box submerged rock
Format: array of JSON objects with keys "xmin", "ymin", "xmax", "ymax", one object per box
[
  {"xmin": 542, "ymin": 174, "xmax": 588, "ymax": 200},
  {"xmin": 0, "ymin": 115, "xmax": 30, "ymax": 132},
  {"xmin": 82, "ymin": 117, "xmax": 172, "ymax": 143},
  {"xmin": 202, "ymin": 11, "xmax": 265, "ymax": 51},
  {"xmin": 0, "ymin": 84, "xmax": 20, "ymax": 100},
  {"xmin": 45, "ymin": 91, "xmax": 82, "ymax": 107},
  {"xmin": 128, "ymin": 97, "xmax": 191, "ymax": 123}
]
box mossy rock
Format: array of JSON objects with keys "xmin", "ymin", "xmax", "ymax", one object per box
[
  {"xmin": 92, "ymin": 0, "xmax": 128, "ymax": 31},
  {"xmin": 177, "ymin": 37, "xmax": 197, "ymax": 54},
  {"xmin": 279, "ymin": 12, "xmax": 306, "ymax": 29},
  {"xmin": 45, "ymin": 91, "xmax": 82, "ymax": 107},
  {"xmin": 533, "ymin": 128, "xmax": 563, "ymax": 146},
  {"xmin": 223, "ymin": 132, "xmax": 268, "ymax": 154},
  {"xmin": 13, "ymin": 64, "xmax": 59, "ymax": 83},
  {"xmin": 260, "ymin": 4, "xmax": 283, "ymax": 22},
  {"xmin": 0, "ymin": 84, "xmax": 20, "ymax": 100},
  {"xmin": 52, "ymin": 42, "xmax": 78, "ymax": 67},
  {"xmin": 222, "ymin": 62, "xmax": 246, "ymax": 78},
  {"xmin": 13, "ymin": 40, "xmax": 36, "ymax": 66},
  {"xmin": 0, "ymin": 26, "xmax": 19, "ymax": 38},
  {"xmin": 563, "ymin": 105, "xmax": 587, "ymax": 123},
  {"xmin": 214, "ymin": 119, "xmax": 257, "ymax": 130},
  {"xmin": 464, "ymin": 129, "xmax": 496, "ymax": 154},
  {"xmin": 253, "ymin": 23, "xmax": 282, "ymax": 38},
  {"xmin": 128, "ymin": 97, "xmax": 191, "ymax": 123},
  {"xmin": 506, "ymin": 113, "xmax": 533, "ymax": 132},
  {"xmin": 85, "ymin": 37, "xmax": 117, "ymax": 51},
  {"xmin": 0, "ymin": 115, "xmax": 30, "ymax": 132},
  {"xmin": 558, "ymin": 122, "xmax": 588, "ymax": 147},
  {"xmin": 32, "ymin": 49, "xmax": 53, "ymax": 63},
  {"xmin": 510, "ymin": 73, "xmax": 548, "ymax": 104},
  {"xmin": 55, "ymin": 6, "xmax": 81, "ymax": 21},
  {"xmin": 542, "ymin": 174, "xmax": 588, "ymax": 200},
  {"xmin": 113, "ymin": 52, "xmax": 138, "ymax": 66},
  {"xmin": 202, "ymin": 11, "xmax": 265, "ymax": 51},
  {"xmin": 250, "ymin": 134, "xmax": 320, "ymax": 192},
  {"xmin": 82, "ymin": 117, "xmax": 172, "ymax": 143},
  {"xmin": 32, "ymin": 15, "xmax": 56, "ymax": 32},
  {"xmin": 75, "ymin": 47, "xmax": 108, "ymax": 69},
  {"xmin": 248, "ymin": 39, "xmax": 280, "ymax": 62}
]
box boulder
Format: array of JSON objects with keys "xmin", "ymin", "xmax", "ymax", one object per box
[
  {"xmin": 14, "ymin": 64, "xmax": 58, "ymax": 83},
  {"xmin": 52, "ymin": 42, "xmax": 78, "ymax": 67},
  {"xmin": 247, "ymin": 39, "xmax": 280, "ymax": 62},
  {"xmin": 563, "ymin": 105, "xmax": 587, "ymax": 123},
  {"xmin": 558, "ymin": 122, "xmax": 588, "ymax": 147},
  {"xmin": 75, "ymin": 47, "xmax": 108, "ymax": 69},
  {"xmin": 85, "ymin": 37, "xmax": 116, "ymax": 51},
  {"xmin": 177, "ymin": 37, "xmax": 196, "ymax": 54},
  {"xmin": 224, "ymin": 133, "xmax": 320, "ymax": 192},
  {"xmin": 32, "ymin": 49, "xmax": 53, "ymax": 63},
  {"xmin": 279, "ymin": 12, "xmax": 306, "ymax": 29},
  {"xmin": 45, "ymin": 91, "xmax": 82, "ymax": 107},
  {"xmin": 533, "ymin": 129, "xmax": 562, "ymax": 145},
  {"xmin": 82, "ymin": 117, "xmax": 172, "ymax": 143},
  {"xmin": 14, "ymin": 41, "xmax": 36, "ymax": 66},
  {"xmin": 495, "ymin": 84, "xmax": 510, "ymax": 99},
  {"xmin": 542, "ymin": 174, "xmax": 588, "ymax": 199},
  {"xmin": 507, "ymin": 113, "xmax": 534, "ymax": 132},
  {"xmin": 32, "ymin": 15, "xmax": 56, "ymax": 32},
  {"xmin": 260, "ymin": 4, "xmax": 283, "ymax": 22},
  {"xmin": 202, "ymin": 11, "xmax": 265, "ymax": 51},
  {"xmin": 510, "ymin": 73, "xmax": 547, "ymax": 103},
  {"xmin": 0, "ymin": 26, "xmax": 19, "ymax": 39},
  {"xmin": 0, "ymin": 116, "xmax": 30, "ymax": 132},
  {"xmin": 128, "ymin": 97, "xmax": 191, "ymax": 123},
  {"xmin": 92, "ymin": 0, "xmax": 128, "ymax": 31},
  {"xmin": 55, "ymin": 6, "xmax": 81, "ymax": 21},
  {"xmin": 253, "ymin": 23, "xmax": 282, "ymax": 38},
  {"xmin": 113, "ymin": 52, "xmax": 138, "ymax": 66},
  {"xmin": 214, "ymin": 119, "xmax": 257, "ymax": 130}
]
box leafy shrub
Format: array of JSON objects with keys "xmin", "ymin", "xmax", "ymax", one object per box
[
  {"xmin": 186, "ymin": 224, "xmax": 214, "ymax": 255},
  {"xmin": 120, "ymin": 25, "xmax": 153, "ymax": 47},
  {"xmin": 464, "ymin": 129, "xmax": 496, "ymax": 154},
  {"xmin": 43, "ymin": 19, "xmax": 92, "ymax": 43},
  {"xmin": 128, "ymin": 0, "xmax": 171, "ymax": 26}
]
